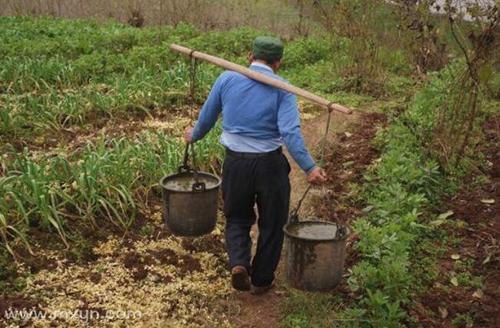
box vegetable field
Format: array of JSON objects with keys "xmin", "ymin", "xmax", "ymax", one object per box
[{"xmin": 1, "ymin": 2, "xmax": 499, "ymax": 327}]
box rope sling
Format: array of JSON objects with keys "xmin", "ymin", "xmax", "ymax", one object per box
[{"xmin": 179, "ymin": 54, "xmax": 204, "ymax": 191}]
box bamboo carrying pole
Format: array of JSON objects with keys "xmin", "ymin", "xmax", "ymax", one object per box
[{"xmin": 170, "ymin": 44, "xmax": 353, "ymax": 114}]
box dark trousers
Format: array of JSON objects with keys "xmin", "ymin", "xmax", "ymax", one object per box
[{"xmin": 222, "ymin": 148, "xmax": 291, "ymax": 287}]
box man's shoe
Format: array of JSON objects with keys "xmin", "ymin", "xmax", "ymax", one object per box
[
  {"xmin": 231, "ymin": 265, "xmax": 251, "ymax": 291},
  {"xmin": 251, "ymin": 281, "xmax": 275, "ymax": 295}
]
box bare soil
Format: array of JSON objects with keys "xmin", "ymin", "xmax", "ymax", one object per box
[
  {"xmin": 317, "ymin": 112, "xmax": 387, "ymax": 224},
  {"xmin": 0, "ymin": 295, "xmax": 44, "ymax": 321}
]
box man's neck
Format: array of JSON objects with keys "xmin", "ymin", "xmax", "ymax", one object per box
[{"xmin": 251, "ymin": 60, "xmax": 274, "ymax": 72}]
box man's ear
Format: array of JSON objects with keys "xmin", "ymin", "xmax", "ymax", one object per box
[{"xmin": 272, "ymin": 60, "xmax": 282, "ymax": 72}]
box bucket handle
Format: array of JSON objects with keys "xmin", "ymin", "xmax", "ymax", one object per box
[
  {"xmin": 288, "ymin": 185, "xmax": 311, "ymax": 224},
  {"xmin": 192, "ymin": 182, "xmax": 206, "ymax": 192},
  {"xmin": 178, "ymin": 143, "xmax": 200, "ymax": 176},
  {"xmin": 179, "ymin": 143, "xmax": 206, "ymax": 192},
  {"xmin": 178, "ymin": 143, "xmax": 193, "ymax": 173},
  {"xmin": 178, "ymin": 165, "xmax": 192, "ymax": 174}
]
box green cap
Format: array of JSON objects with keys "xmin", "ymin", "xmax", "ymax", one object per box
[{"xmin": 252, "ymin": 36, "xmax": 284, "ymax": 63}]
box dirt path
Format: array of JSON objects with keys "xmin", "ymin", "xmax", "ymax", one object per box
[{"xmin": 228, "ymin": 109, "xmax": 361, "ymax": 328}]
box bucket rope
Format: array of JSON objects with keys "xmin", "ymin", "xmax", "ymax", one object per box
[
  {"xmin": 288, "ymin": 103, "xmax": 339, "ymax": 225},
  {"xmin": 189, "ymin": 50, "xmax": 197, "ymax": 123},
  {"xmin": 289, "ymin": 104, "xmax": 348, "ymax": 238},
  {"xmin": 180, "ymin": 52, "xmax": 203, "ymax": 190}
]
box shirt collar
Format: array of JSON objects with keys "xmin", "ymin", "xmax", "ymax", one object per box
[{"xmin": 250, "ymin": 62, "xmax": 274, "ymax": 72}]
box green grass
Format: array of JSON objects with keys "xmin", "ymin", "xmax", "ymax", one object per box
[{"xmin": 281, "ymin": 289, "xmax": 341, "ymax": 327}]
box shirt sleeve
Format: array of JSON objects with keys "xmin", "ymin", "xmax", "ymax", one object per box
[
  {"xmin": 277, "ymin": 91, "xmax": 316, "ymax": 173},
  {"xmin": 191, "ymin": 74, "xmax": 225, "ymax": 142}
]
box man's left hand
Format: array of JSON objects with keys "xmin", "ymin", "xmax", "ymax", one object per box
[{"xmin": 184, "ymin": 126, "xmax": 194, "ymax": 143}]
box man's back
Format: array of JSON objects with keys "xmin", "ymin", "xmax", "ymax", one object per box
[
  {"xmin": 216, "ymin": 65, "xmax": 287, "ymax": 140},
  {"xmin": 191, "ymin": 62, "xmax": 315, "ymax": 173}
]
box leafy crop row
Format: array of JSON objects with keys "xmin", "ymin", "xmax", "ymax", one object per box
[
  {"xmin": 0, "ymin": 125, "xmax": 223, "ymax": 253},
  {"xmin": 0, "ymin": 16, "xmax": 413, "ymax": 145},
  {"xmin": 341, "ymin": 65, "xmax": 473, "ymax": 326}
]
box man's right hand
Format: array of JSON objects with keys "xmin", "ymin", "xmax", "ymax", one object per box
[
  {"xmin": 184, "ymin": 126, "xmax": 194, "ymax": 144},
  {"xmin": 307, "ymin": 167, "xmax": 327, "ymax": 185}
]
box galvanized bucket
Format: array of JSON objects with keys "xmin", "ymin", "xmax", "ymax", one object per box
[
  {"xmin": 284, "ymin": 219, "xmax": 349, "ymax": 291},
  {"xmin": 159, "ymin": 144, "xmax": 221, "ymax": 237}
]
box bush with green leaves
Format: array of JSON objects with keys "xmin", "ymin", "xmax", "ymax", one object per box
[
  {"xmin": 343, "ymin": 122, "xmax": 437, "ymax": 325},
  {"xmin": 282, "ymin": 36, "xmax": 332, "ymax": 69}
]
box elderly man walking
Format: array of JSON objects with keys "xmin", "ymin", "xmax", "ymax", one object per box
[{"xmin": 184, "ymin": 36, "xmax": 326, "ymax": 294}]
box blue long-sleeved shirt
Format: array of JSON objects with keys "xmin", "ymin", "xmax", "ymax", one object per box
[{"xmin": 192, "ymin": 63, "xmax": 316, "ymax": 173}]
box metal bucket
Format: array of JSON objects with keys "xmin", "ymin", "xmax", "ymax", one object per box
[
  {"xmin": 284, "ymin": 220, "xmax": 349, "ymax": 291},
  {"xmin": 160, "ymin": 170, "xmax": 221, "ymax": 237}
]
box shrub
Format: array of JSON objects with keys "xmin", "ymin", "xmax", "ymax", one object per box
[{"xmin": 282, "ymin": 37, "xmax": 332, "ymax": 69}]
